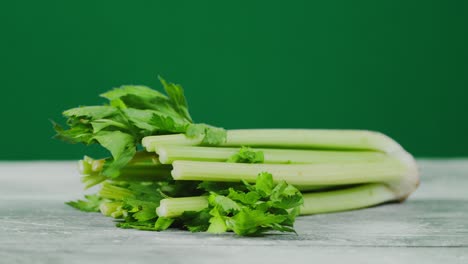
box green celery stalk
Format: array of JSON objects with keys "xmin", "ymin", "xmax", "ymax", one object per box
[
  {"xmin": 143, "ymin": 129, "xmax": 404, "ymax": 153},
  {"xmin": 156, "ymin": 196, "xmax": 208, "ymax": 218},
  {"xmin": 171, "ymin": 159, "xmax": 408, "ymax": 186},
  {"xmin": 156, "ymin": 183, "xmax": 396, "ymax": 218},
  {"xmin": 156, "ymin": 145, "xmax": 389, "ymax": 164},
  {"xmin": 300, "ymin": 183, "xmax": 396, "ymax": 214}
]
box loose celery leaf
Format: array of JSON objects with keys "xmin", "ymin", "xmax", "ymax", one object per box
[
  {"xmin": 209, "ymin": 193, "xmax": 240, "ymax": 213},
  {"xmin": 227, "ymin": 208, "xmax": 288, "ymax": 236},
  {"xmin": 207, "ymin": 207, "xmax": 228, "ymax": 234},
  {"xmin": 63, "ymin": 106, "xmax": 118, "ymax": 120},
  {"xmin": 105, "ymin": 84, "xmax": 184, "ymax": 124},
  {"xmin": 117, "ymin": 221, "xmax": 161, "ymax": 231},
  {"xmin": 181, "ymin": 209, "xmax": 211, "ymax": 232},
  {"xmin": 122, "ymin": 108, "xmax": 188, "ymax": 134},
  {"xmin": 149, "ymin": 113, "xmax": 188, "ymax": 133},
  {"xmin": 158, "ymin": 76, "xmax": 192, "ymax": 122},
  {"xmin": 52, "ymin": 121, "xmax": 94, "ymax": 144},
  {"xmin": 270, "ymin": 181, "xmax": 304, "ymax": 209},
  {"xmin": 266, "ymin": 223, "xmax": 296, "ymax": 233},
  {"xmin": 93, "ymin": 131, "xmax": 136, "ymax": 177},
  {"xmin": 101, "ymin": 85, "xmax": 166, "ymax": 102},
  {"xmin": 154, "ymin": 217, "xmax": 175, "ymax": 231},
  {"xmin": 227, "ymin": 188, "xmax": 261, "ymax": 205},
  {"xmin": 255, "ymin": 172, "xmax": 274, "ymax": 197},
  {"xmin": 93, "ymin": 131, "xmax": 135, "ymax": 159},
  {"xmin": 186, "ymin": 123, "xmax": 227, "ymax": 145},
  {"xmin": 66, "ymin": 194, "xmax": 102, "ymax": 212},
  {"xmin": 121, "ymin": 108, "xmax": 157, "ymax": 132},
  {"xmin": 227, "ymin": 147, "xmax": 264, "ymax": 163},
  {"xmin": 91, "ymin": 119, "xmax": 128, "ymax": 133},
  {"xmin": 203, "ymin": 127, "xmax": 227, "ymax": 145},
  {"xmin": 123, "ymin": 198, "xmax": 159, "ymax": 222}
]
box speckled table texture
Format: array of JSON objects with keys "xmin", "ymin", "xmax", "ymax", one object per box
[{"xmin": 0, "ymin": 159, "xmax": 467, "ymax": 264}]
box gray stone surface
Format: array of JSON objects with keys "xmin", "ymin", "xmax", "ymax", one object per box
[{"xmin": 0, "ymin": 159, "xmax": 467, "ymax": 264}]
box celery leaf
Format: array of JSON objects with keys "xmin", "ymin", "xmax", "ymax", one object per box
[{"xmin": 66, "ymin": 194, "xmax": 102, "ymax": 212}]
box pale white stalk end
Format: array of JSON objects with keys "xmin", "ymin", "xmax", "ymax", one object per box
[
  {"xmin": 171, "ymin": 163, "xmax": 182, "ymax": 180},
  {"xmin": 156, "ymin": 147, "xmax": 169, "ymax": 164},
  {"xmin": 156, "ymin": 204, "xmax": 167, "ymax": 217},
  {"xmin": 385, "ymin": 150, "xmax": 420, "ymax": 201}
]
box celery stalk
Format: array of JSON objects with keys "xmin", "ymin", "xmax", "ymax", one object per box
[
  {"xmin": 300, "ymin": 183, "xmax": 396, "ymax": 214},
  {"xmin": 171, "ymin": 159, "xmax": 408, "ymax": 186},
  {"xmin": 156, "ymin": 145, "xmax": 389, "ymax": 164},
  {"xmin": 143, "ymin": 129, "xmax": 404, "ymax": 153},
  {"xmin": 156, "ymin": 196, "xmax": 208, "ymax": 218},
  {"xmin": 156, "ymin": 183, "xmax": 396, "ymax": 218}
]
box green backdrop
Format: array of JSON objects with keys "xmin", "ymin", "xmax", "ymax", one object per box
[{"xmin": 1, "ymin": 0, "xmax": 467, "ymax": 159}]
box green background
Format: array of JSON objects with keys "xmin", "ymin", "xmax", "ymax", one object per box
[{"xmin": 1, "ymin": 0, "xmax": 467, "ymax": 159}]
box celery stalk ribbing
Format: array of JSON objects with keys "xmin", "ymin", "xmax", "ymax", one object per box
[
  {"xmin": 300, "ymin": 183, "xmax": 396, "ymax": 214},
  {"xmin": 143, "ymin": 129, "xmax": 404, "ymax": 153},
  {"xmin": 171, "ymin": 159, "xmax": 409, "ymax": 186},
  {"xmin": 156, "ymin": 145, "xmax": 389, "ymax": 164}
]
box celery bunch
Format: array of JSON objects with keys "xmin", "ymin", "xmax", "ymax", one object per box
[{"xmin": 56, "ymin": 78, "xmax": 419, "ymax": 236}]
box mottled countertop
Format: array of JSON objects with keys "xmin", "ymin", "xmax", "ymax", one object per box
[{"xmin": 1, "ymin": 160, "xmax": 467, "ymax": 264}]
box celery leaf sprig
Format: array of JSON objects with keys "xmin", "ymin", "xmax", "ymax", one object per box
[
  {"xmin": 155, "ymin": 172, "xmax": 303, "ymax": 236},
  {"xmin": 53, "ymin": 77, "xmax": 226, "ymax": 178}
]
